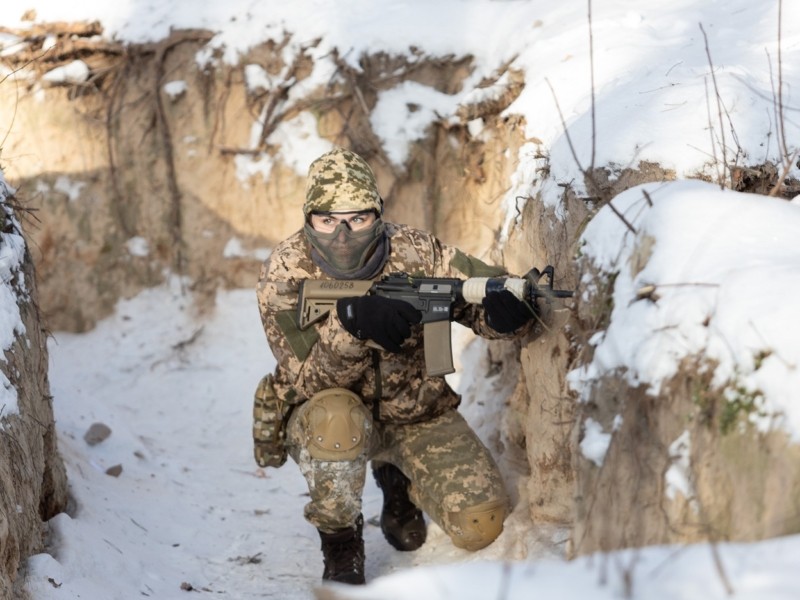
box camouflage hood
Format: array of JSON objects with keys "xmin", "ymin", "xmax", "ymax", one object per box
[{"xmin": 303, "ymin": 148, "xmax": 383, "ymax": 216}]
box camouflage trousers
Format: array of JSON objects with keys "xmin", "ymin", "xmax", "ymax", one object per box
[{"xmin": 285, "ymin": 395, "xmax": 508, "ymax": 546}]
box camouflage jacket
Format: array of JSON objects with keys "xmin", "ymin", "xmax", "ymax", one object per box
[{"xmin": 257, "ymin": 222, "xmax": 521, "ymax": 424}]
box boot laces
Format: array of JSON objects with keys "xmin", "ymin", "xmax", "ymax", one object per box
[
  {"xmin": 325, "ymin": 539, "xmax": 364, "ymax": 575},
  {"xmin": 321, "ymin": 516, "xmax": 365, "ymax": 582}
]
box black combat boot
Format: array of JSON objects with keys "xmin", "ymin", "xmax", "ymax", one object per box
[
  {"xmin": 373, "ymin": 463, "xmax": 427, "ymax": 551},
  {"xmin": 318, "ymin": 514, "xmax": 365, "ymax": 585}
]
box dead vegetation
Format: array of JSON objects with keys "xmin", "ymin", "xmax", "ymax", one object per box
[{"xmin": 0, "ymin": 20, "xmax": 122, "ymax": 94}]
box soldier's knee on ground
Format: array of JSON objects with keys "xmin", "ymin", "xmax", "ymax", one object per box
[
  {"xmin": 303, "ymin": 388, "xmax": 371, "ymax": 461},
  {"xmin": 448, "ymin": 498, "xmax": 508, "ymax": 551}
]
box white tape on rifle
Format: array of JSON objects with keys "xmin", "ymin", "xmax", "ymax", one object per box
[
  {"xmin": 503, "ymin": 278, "xmax": 527, "ymax": 301},
  {"xmin": 462, "ymin": 277, "xmax": 489, "ymax": 304},
  {"xmin": 462, "ymin": 277, "xmax": 527, "ymax": 304}
]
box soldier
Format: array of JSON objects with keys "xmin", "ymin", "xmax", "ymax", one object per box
[{"xmin": 256, "ymin": 147, "xmax": 535, "ymax": 584}]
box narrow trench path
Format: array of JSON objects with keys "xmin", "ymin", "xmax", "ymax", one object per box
[{"xmin": 32, "ymin": 284, "xmax": 565, "ymax": 599}]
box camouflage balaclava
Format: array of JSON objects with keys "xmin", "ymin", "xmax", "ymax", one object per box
[{"xmin": 303, "ymin": 148, "xmax": 388, "ymax": 279}]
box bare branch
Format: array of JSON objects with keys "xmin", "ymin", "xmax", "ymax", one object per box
[
  {"xmin": 709, "ymin": 540, "xmax": 735, "ymax": 596},
  {"xmin": 703, "ymin": 77, "xmax": 722, "ymax": 187},
  {"xmin": 545, "ymin": 77, "xmax": 584, "ymax": 173},
  {"xmin": 777, "ymin": 0, "xmax": 789, "ymax": 159},
  {"xmin": 0, "ymin": 71, "xmax": 21, "ymax": 154},
  {"xmin": 546, "ymin": 9, "xmax": 637, "ymax": 236},
  {"xmin": 729, "ymin": 73, "xmax": 800, "ymax": 112},
  {"xmin": 0, "ymin": 21, "xmax": 103, "ymax": 39},
  {"xmin": 605, "ymin": 200, "xmax": 638, "ymax": 235},
  {"xmin": 588, "ymin": 0, "xmax": 597, "ymax": 172},
  {"xmin": 762, "ymin": 0, "xmax": 796, "ymax": 197},
  {"xmin": 699, "ymin": 23, "xmax": 728, "ymax": 189}
]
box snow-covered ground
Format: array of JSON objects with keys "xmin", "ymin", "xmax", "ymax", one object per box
[
  {"xmin": 23, "ymin": 280, "xmax": 564, "ymax": 599},
  {"xmin": 2, "ymin": 0, "xmax": 800, "ymax": 598}
]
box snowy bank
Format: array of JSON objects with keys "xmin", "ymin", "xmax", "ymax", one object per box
[
  {"xmin": 572, "ymin": 180, "xmax": 800, "ymax": 443},
  {"xmin": 320, "ymin": 532, "xmax": 800, "ymax": 600},
  {"xmin": 0, "ymin": 173, "xmax": 27, "ymax": 421}
]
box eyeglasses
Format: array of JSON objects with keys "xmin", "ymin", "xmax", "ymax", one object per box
[{"xmin": 309, "ymin": 211, "xmax": 377, "ymax": 234}]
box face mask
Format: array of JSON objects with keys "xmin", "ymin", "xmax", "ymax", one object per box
[{"xmin": 304, "ymin": 219, "xmax": 386, "ymax": 273}]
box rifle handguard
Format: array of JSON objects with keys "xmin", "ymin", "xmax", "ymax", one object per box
[{"xmin": 461, "ymin": 277, "xmax": 528, "ymax": 303}]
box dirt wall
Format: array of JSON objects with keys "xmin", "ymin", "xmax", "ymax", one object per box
[
  {"xmin": 2, "ymin": 32, "xmax": 524, "ymax": 333},
  {"xmin": 569, "ymin": 246, "xmax": 800, "ymax": 556},
  {"xmin": 570, "ymin": 363, "xmax": 800, "ymax": 555},
  {"xmin": 0, "ymin": 210, "xmax": 69, "ymax": 599}
]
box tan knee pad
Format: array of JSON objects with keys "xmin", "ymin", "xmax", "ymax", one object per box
[
  {"xmin": 449, "ymin": 498, "xmax": 508, "ymax": 551},
  {"xmin": 304, "ymin": 388, "xmax": 370, "ymax": 461}
]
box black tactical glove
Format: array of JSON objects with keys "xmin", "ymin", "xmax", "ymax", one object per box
[
  {"xmin": 336, "ymin": 296, "xmax": 422, "ymax": 353},
  {"xmin": 482, "ymin": 289, "xmax": 534, "ymax": 334}
]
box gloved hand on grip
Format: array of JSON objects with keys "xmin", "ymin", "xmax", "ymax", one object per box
[
  {"xmin": 482, "ymin": 289, "xmax": 535, "ymax": 334},
  {"xmin": 336, "ymin": 296, "xmax": 422, "ymax": 353}
]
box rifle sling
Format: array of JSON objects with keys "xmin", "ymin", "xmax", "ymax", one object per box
[{"xmin": 275, "ymin": 310, "xmax": 319, "ymax": 362}]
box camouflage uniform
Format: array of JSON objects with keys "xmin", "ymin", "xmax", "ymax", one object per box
[{"xmin": 257, "ymin": 147, "xmax": 523, "ymax": 550}]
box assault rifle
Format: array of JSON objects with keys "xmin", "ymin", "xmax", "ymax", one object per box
[{"xmin": 297, "ymin": 266, "xmax": 573, "ymax": 377}]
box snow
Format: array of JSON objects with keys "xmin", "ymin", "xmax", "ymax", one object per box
[
  {"xmin": 316, "ymin": 536, "xmax": 800, "ymax": 600},
  {"xmin": 7, "ymin": 1, "xmax": 797, "ymax": 192},
  {"xmin": 0, "ymin": 173, "xmax": 26, "ymax": 423},
  {"xmin": 53, "ymin": 175, "xmax": 86, "ymax": 202},
  {"xmin": 235, "ymin": 112, "xmax": 332, "ymax": 183},
  {"xmin": 579, "ymin": 418, "xmax": 611, "ymax": 467},
  {"xmin": 41, "ymin": 59, "xmax": 90, "ymax": 84},
  {"xmin": 0, "ymin": 0, "xmax": 798, "ymax": 597},
  {"xmin": 125, "ymin": 236, "xmax": 150, "ymax": 257},
  {"xmin": 162, "ymin": 80, "xmax": 187, "ymax": 99},
  {"xmin": 371, "ymin": 81, "xmax": 459, "ymax": 168},
  {"xmin": 572, "ymin": 181, "xmax": 800, "ymax": 442},
  {"xmin": 223, "ymin": 237, "xmax": 271, "ymax": 261},
  {"xmin": 22, "ymin": 279, "xmax": 564, "ymax": 599},
  {"xmin": 665, "ymin": 430, "xmax": 694, "ymax": 505},
  {"xmin": 243, "ymin": 64, "xmax": 270, "ymax": 94}
]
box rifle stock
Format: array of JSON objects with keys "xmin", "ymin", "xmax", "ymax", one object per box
[{"xmin": 297, "ymin": 280, "xmax": 373, "ymax": 329}]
